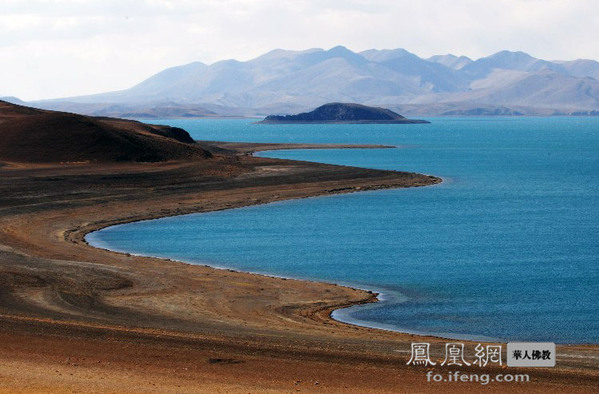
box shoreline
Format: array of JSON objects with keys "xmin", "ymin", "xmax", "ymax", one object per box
[
  {"xmin": 84, "ymin": 189, "xmax": 508, "ymax": 345},
  {"xmin": 80, "ymin": 143, "xmax": 445, "ymax": 343},
  {"xmin": 76, "ymin": 145, "xmax": 598, "ymax": 343},
  {"xmin": 82, "ymin": 173, "xmax": 586, "ymax": 346},
  {"xmin": 1, "ymin": 141, "xmax": 597, "ymax": 392}
]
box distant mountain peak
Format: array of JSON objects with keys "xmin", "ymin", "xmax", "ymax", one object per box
[
  {"xmin": 427, "ymin": 54, "xmax": 473, "ymax": 70},
  {"xmin": 328, "ymin": 45, "xmax": 351, "ymax": 53},
  {"xmin": 487, "ymin": 50, "xmax": 538, "ymax": 62},
  {"xmin": 492, "ymin": 49, "xmax": 532, "ymax": 56},
  {"xmin": 361, "ymin": 48, "xmax": 416, "ymax": 62},
  {"xmin": 0, "ymin": 96, "xmax": 25, "ymax": 105},
  {"xmin": 325, "ymin": 45, "xmax": 365, "ymax": 61},
  {"xmin": 461, "ymin": 49, "xmax": 566, "ymax": 78}
]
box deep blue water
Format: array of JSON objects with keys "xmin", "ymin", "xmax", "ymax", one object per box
[{"xmin": 87, "ymin": 118, "xmax": 599, "ymax": 344}]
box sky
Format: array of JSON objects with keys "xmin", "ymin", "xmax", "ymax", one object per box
[{"xmin": 1, "ymin": 0, "xmax": 598, "ymax": 101}]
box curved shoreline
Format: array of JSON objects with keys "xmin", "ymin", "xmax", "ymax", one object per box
[
  {"xmin": 83, "ymin": 192, "xmax": 466, "ymax": 343},
  {"xmin": 63, "ymin": 143, "xmax": 595, "ymax": 346},
  {"xmin": 80, "ymin": 143, "xmax": 442, "ymax": 342},
  {"xmin": 54, "ymin": 142, "xmax": 442, "ymax": 345},
  {"xmin": 82, "ymin": 202, "xmax": 382, "ymax": 326},
  {"xmin": 1, "ymin": 142, "xmax": 598, "ymax": 391},
  {"xmin": 82, "ymin": 147, "xmax": 583, "ymax": 346}
]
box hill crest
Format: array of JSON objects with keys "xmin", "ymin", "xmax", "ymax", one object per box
[{"xmin": 0, "ymin": 100, "xmax": 211, "ymax": 164}]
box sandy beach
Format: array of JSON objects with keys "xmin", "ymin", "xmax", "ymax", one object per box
[{"xmin": 1, "ymin": 141, "xmax": 597, "ymax": 393}]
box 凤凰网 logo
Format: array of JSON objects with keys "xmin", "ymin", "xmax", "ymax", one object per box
[{"xmin": 406, "ymin": 342, "xmax": 555, "ymax": 367}]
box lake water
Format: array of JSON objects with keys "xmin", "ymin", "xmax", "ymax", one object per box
[{"xmin": 86, "ymin": 117, "xmax": 599, "ymax": 344}]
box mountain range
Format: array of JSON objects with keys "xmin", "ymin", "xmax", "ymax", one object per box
[{"xmin": 11, "ymin": 46, "xmax": 599, "ymax": 117}]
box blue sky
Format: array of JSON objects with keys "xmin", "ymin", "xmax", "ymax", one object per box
[{"xmin": 1, "ymin": 0, "xmax": 598, "ymax": 100}]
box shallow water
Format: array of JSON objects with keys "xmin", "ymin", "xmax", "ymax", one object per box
[{"xmin": 87, "ymin": 117, "xmax": 599, "ymax": 343}]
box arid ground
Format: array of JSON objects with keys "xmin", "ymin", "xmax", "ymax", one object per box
[{"xmin": 0, "ymin": 101, "xmax": 597, "ymax": 392}]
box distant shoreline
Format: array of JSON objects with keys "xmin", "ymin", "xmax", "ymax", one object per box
[{"xmin": 256, "ymin": 119, "xmax": 430, "ymax": 124}]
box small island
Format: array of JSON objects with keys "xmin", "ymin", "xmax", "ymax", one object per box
[{"xmin": 258, "ymin": 102, "xmax": 430, "ymax": 124}]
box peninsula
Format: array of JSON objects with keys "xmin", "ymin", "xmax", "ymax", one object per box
[{"xmin": 258, "ymin": 102, "xmax": 430, "ymax": 124}]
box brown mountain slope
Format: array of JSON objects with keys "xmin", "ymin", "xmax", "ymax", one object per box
[{"xmin": 0, "ymin": 100, "xmax": 211, "ymax": 163}]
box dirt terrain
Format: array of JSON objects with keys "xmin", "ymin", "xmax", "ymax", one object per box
[{"xmin": 0, "ymin": 101, "xmax": 596, "ymax": 392}]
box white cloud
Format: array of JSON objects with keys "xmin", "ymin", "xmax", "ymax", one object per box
[{"xmin": 0, "ymin": 0, "xmax": 597, "ymax": 100}]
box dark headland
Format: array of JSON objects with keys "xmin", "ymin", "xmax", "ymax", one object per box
[
  {"xmin": 0, "ymin": 100, "xmax": 211, "ymax": 163},
  {"xmin": 258, "ymin": 102, "xmax": 430, "ymax": 124}
]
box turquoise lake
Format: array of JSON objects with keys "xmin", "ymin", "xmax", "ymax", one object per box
[{"xmin": 86, "ymin": 117, "xmax": 599, "ymax": 344}]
